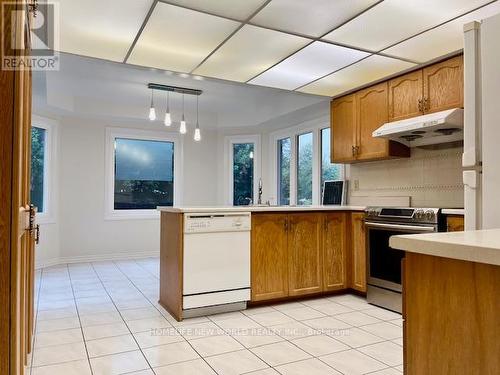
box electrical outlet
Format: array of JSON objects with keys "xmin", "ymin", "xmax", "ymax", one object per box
[{"xmin": 353, "ymin": 180, "xmax": 360, "ymax": 191}]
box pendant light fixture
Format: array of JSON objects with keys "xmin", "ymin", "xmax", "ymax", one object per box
[
  {"xmin": 148, "ymin": 89, "xmax": 156, "ymax": 121},
  {"xmin": 164, "ymin": 91, "xmax": 172, "ymax": 127},
  {"xmin": 179, "ymin": 94, "xmax": 187, "ymax": 134},
  {"xmin": 194, "ymin": 95, "xmax": 201, "ymax": 142}
]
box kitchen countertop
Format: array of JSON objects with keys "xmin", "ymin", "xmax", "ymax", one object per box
[
  {"xmin": 390, "ymin": 228, "xmax": 500, "ymax": 266},
  {"xmin": 157, "ymin": 205, "xmax": 366, "ymax": 213},
  {"xmin": 441, "ymin": 208, "xmax": 465, "ymax": 215}
]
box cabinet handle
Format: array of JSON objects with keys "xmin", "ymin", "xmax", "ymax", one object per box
[
  {"xmin": 284, "ymin": 219, "xmax": 288, "ymax": 232},
  {"xmin": 423, "ymin": 97, "xmax": 429, "ymax": 112},
  {"xmin": 355, "ymin": 145, "xmax": 360, "ymax": 156},
  {"xmin": 352, "ymin": 145, "xmax": 355, "ymax": 156},
  {"xmin": 417, "ymin": 98, "xmax": 423, "ymax": 113}
]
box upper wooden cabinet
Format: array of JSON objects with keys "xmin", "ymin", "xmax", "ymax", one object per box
[
  {"xmin": 288, "ymin": 213, "xmax": 323, "ymax": 296},
  {"xmin": 388, "ymin": 70, "xmax": 424, "ymax": 122},
  {"xmin": 331, "ymin": 55, "xmax": 464, "ymax": 163},
  {"xmin": 330, "ymin": 94, "xmax": 356, "ymax": 162},
  {"xmin": 331, "ymin": 83, "xmax": 410, "ymax": 163},
  {"xmin": 251, "ymin": 213, "xmax": 289, "ymax": 302},
  {"xmin": 423, "ymin": 55, "xmax": 464, "ymax": 114},
  {"xmin": 322, "ymin": 213, "xmax": 347, "ymax": 291}
]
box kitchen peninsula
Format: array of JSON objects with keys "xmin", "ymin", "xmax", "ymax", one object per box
[
  {"xmin": 158, "ymin": 206, "xmax": 366, "ymax": 321},
  {"xmin": 390, "ymin": 229, "xmax": 500, "ymax": 375}
]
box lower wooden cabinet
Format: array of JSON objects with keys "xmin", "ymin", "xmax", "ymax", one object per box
[
  {"xmin": 288, "ymin": 213, "xmax": 323, "ymax": 296},
  {"xmin": 251, "ymin": 211, "xmax": 363, "ymax": 302},
  {"xmin": 322, "ymin": 213, "xmax": 348, "ymax": 291},
  {"xmin": 350, "ymin": 212, "xmax": 367, "ymax": 292},
  {"xmin": 251, "ymin": 213, "xmax": 289, "ymax": 302},
  {"xmin": 446, "ymin": 215, "xmax": 464, "ymax": 232}
]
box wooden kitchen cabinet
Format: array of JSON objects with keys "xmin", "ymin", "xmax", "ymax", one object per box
[
  {"xmin": 330, "ymin": 94, "xmax": 356, "ymax": 162},
  {"xmin": 322, "ymin": 213, "xmax": 348, "ymax": 291},
  {"xmin": 288, "ymin": 213, "xmax": 323, "ymax": 296},
  {"xmin": 422, "ymin": 55, "xmax": 463, "ymax": 114},
  {"xmin": 351, "ymin": 212, "xmax": 367, "ymax": 292},
  {"xmin": 388, "ymin": 70, "xmax": 424, "ymax": 121},
  {"xmin": 446, "ymin": 215, "xmax": 464, "ymax": 232},
  {"xmin": 251, "ymin": 213, "xmax": 289, "ymax": 301}
]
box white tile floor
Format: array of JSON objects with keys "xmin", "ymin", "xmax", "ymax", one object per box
[{"xmin": 29, "ymin": 258, "xmax": 403, "ymax": 375}]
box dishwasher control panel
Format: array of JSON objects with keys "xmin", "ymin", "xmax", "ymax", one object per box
[{"xmin": 184, "ymin": 213, "xmax": 251, "ymax": 233}]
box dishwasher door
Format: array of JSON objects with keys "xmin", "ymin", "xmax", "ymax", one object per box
[{"xmin": 183, "ymin": 213, "xmax": 251, "ymax": 297}]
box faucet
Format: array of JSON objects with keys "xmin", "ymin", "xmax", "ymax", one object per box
[{"xmin": 257, "ymin": 178, "xmax": 263, "ymax": 205}]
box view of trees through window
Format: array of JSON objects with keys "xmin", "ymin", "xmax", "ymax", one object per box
[
  {"xmin": 321, "ymin": 127, "xmax": 342, "ymax": 192},
  {"xmin": 233, "ymin": 143, "xmax": 254, "ymax": 206},
  {"xmin": 278, "ymin": 138, "xmax": 291, "ymax": 205},
  {"xmin": 30, "ymin": 126, "xmax": 46, "ymax": 213},
  {"xmin": 297, "ymin": 132, "xmax": 313, "ymax": 205},
  {"xmin": 114, "ymin": 138, "xmax": 174, "ymax": 209}
]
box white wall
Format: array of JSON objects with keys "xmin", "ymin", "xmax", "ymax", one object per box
[{"xmin": 35, "ymin": 114, "xmax": 219, "ymax": 268}]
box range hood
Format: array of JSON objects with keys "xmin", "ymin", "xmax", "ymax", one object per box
[{"xmin": 372, "ymin": 108, "xmax": 464, "ymax": 147}]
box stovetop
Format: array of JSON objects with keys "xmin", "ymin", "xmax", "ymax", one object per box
[{"xmin": 365, "ymin": 207, "xmax": 441, "ymax": 224}]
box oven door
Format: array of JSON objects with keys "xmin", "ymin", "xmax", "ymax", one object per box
[{"xmin": 365, "ymin": 221, "xmax": 436, "ymax": 292}]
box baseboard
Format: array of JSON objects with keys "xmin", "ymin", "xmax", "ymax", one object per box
[{"xmin": 35, "ymin": 250, "xmax": 160, "ymax": 269}]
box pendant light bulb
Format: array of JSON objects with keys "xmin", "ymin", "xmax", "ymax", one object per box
[
  {"xmin": 194, "ymin": 95, "xmax": 201, "ymax": 141},
  {"xmin": 164, "ymin": 91, "xmax": 172, "ymax": 126},
  {"xmin": 149, "ymin": 89, "xmax": 156, "ymax": 121},
  {"xmin": 179, "ymin": 94, "xmax": 187, "ymax": 134}
]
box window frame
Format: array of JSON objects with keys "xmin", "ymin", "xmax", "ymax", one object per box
[
  {"xmin": 270, "ymin": 119, "xmax": 344, "ymax": 206},
  {"xmin": 105, "ymin": 127, "xmax": 182, "ymax": 220},
  {"xmin": 224, "ymin": 135, "xmax": 261, "ymax": 206},
  {"xmin": 31, "ymin": 115, "xmax": 58, "ymax": 224}
]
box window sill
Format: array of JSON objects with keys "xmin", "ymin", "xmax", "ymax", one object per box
[{"xmin": 104, "ymin": 210, "xmax": 161, "ymax": 221}]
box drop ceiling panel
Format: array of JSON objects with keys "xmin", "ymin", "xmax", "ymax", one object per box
[
  {"xmin": 193, "ymin": 25, "xmax": 309, "ymax": 82},
  {"xmin": 250, "ymin": 0, "xmax": 379, "ymax": 37},
  {"xmin": 128, "ymin": 3, "xmax": 240, "ymax": 73},
  {"xmin": 249, "ymin": 42, "xmax": 369, "ymax": 90},
  {"xmin": 163, "ymin": 0, "xmax": 268, "ymax": 20},
  {"xmin": 299, "ymin": 55, "xmax": 416, "ymax": 97},
  {"xmin": 59, "ymin": 0, "xmax": 153, "ymax": 62},
  {"xmin": 385, "ymin": 2, "xmax": 500, "ymax": 63},
  {"xmin": 323, "ymin": 0, "xmax": 494, "ymax": 51}
]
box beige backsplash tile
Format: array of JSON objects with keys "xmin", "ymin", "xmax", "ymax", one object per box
[{"xmin": 348, "ymin": 146, "xmax": 464, "ymax": 208}]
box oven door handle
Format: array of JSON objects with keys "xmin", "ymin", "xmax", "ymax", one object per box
[{"xmin": 365, "ymin": 221, "xmax": 436, "ymax": 232}]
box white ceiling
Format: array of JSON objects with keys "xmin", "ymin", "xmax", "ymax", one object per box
[
  {"xmin": 55, "ymin": 0, "xmax": 500, "ymax": 97},
  {"xmin": 32, "ymin": 54, "xmax": 327, "ymax": 129}
]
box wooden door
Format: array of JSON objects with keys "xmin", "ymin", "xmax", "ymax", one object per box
[
  {"xmin": 423, "ymin": 55, "xmax": 464, "ymax": 113},
  {"xmin": 388, "ymin": 70, "xmax": 424, "ymax": 121},
  {"xmin": 355, "ymin": 82, "xmax": 390, "ymax": 161},
  {"xmin": 322, "ymin": 213, "xmax": 347, "ymax": 291},
  {"xmin": 0, "ymin": 1, "xmax": 35, "ymax": 373},
  {"xmin": 288, "ymin": 213, "xmax": 323, "ymax": 296},
  {"xmin": 251, "ymin": 214, "xmax": 289, "ymax": 301},
  {"xmin": 446, "ymin": 215, "xmax": 464, "ymax": 232},
  {"xmin": 350, "ymin": 212, "xmax": 366, "ymax": 292},
  {"xmin": 330, "ymin": 94, "xmax": 356, "ymax": 163}
]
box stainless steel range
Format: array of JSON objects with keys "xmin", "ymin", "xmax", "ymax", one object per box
[{"xmin": 364, "ymin": 207, "xmax": 441, "ymax": 313}]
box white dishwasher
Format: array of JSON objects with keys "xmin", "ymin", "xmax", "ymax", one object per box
[{"xmin": 182, "ymin": 212, "xmax": 251, "ymax": 317}]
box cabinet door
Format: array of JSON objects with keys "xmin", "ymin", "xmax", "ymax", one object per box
[
  {"xmin": 423, "ymin": 55, "xmax": 463, "ymax": 114},
  {"xmin": 251, "ymin": 214, "xmax": 289, "ymax": 301},
  {"xmin": 331, "ymin": 94, "xmax": 356, "ymax": 163},
  {"xmin": 322, "ymin": 213, "xmax": 347, "ymax": 291},
  {"xmin": 389, "ymin": 70, "xmax": 424, "ymax": 121},
  {"xmin": 351, "ymin": 212, "xmax": 367, "ymax": 292},
  {"xmin": 446, "ymin": 215, "xmax": 464, "ymax": 232},
  {"xmin": 355, "ymin": 82, "xmax": 390, "ymax": 161},
  {"xmin": 288, "ymin": 213, "xmax": 323, "ymax": 296}
]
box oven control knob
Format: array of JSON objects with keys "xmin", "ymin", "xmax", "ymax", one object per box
[
  {"xmin": 415, "ymin": 209, "xmax": 425, "ymax": 219},
  {"xmin": 425, "ymin": 210, "xmax": 435, "ymax": 220}
]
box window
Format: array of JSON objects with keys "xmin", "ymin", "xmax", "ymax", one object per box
[
  {"xmin": 114, "ymin": 138, "xmax": 174, "ymax": 210},
  {"xmin": 320, "ymin": 127, "xmax": 343, "ymax": 193},
  {"xmin": 278, "ymin": 138, "xmax": 291, "ymax": 205},
  {"xmin": 106, "ymin": 128, "xmax": 181, "ymax": 219},
  {"xmin": 31, "ymin": 126, "xmax": 46, "ymax": 213},
  {"xmin": 225, "ymin": 135, "xmax": 261, "ymax": 206},
  {"xmin": 297, "ymin": 132, "xmax": 313, "ymax": 205},
  {"xmin": 232, "ymin": 143, "xmax": 254, "ymax": 206}
]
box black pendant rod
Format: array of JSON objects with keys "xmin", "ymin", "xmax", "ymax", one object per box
[{"xmin": 147, "ymin": 83, "xmax": 202, "ymax": 96}]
